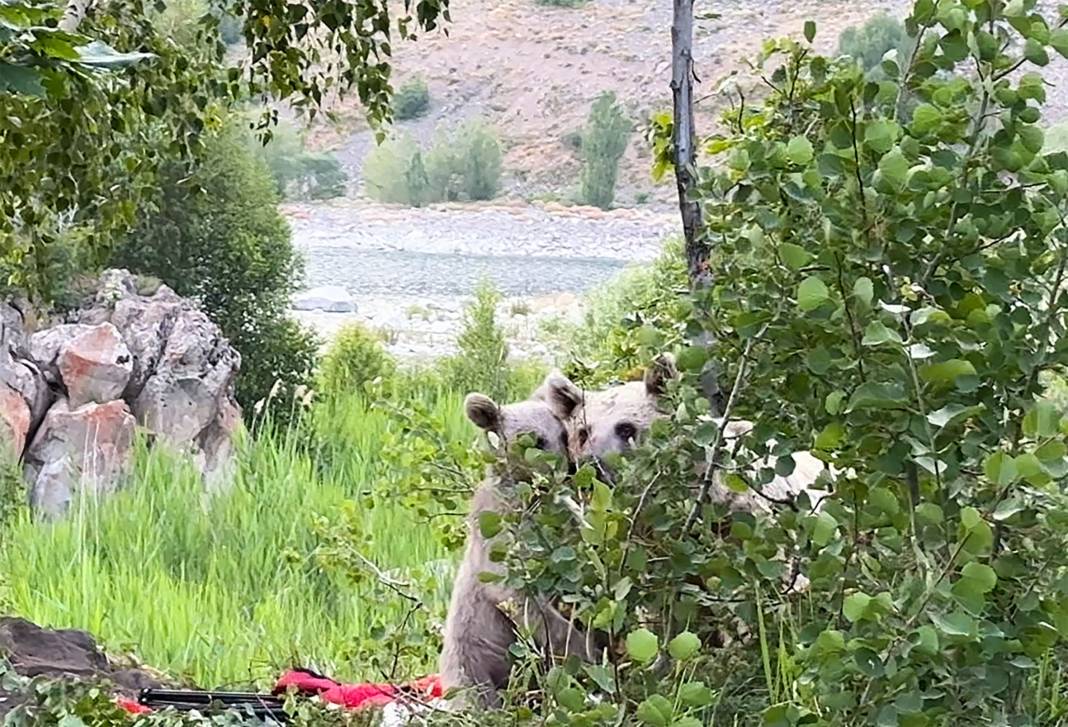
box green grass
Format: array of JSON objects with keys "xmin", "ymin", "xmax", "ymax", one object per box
[{"xmin": 0, "ymin": 379, "xmax": 475, "ymax": 688}]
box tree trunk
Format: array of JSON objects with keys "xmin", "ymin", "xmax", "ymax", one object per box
[{"xmin": 671, "ymin": 0, "xmax": 706, "ymax": 285}]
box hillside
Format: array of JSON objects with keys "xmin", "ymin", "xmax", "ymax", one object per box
[{"xmin": 310, "ymin": 0, "xmax": 916, "ymax": 205}]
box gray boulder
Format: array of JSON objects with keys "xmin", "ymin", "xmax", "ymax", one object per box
[
  {"xmin": 292, "ymin": 285, "xmax": 356, "ymax": 313},
  {"xmin": 24, "ymin": 398, "xmax": 137, "ymax": 517}
]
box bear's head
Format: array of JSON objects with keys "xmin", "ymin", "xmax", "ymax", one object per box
[
  {"xmin": 464, "ymin": 392, "xmax": 572, "ymax": 469},
  {"xmin": 535, "ymin": 354, "xmax": 679, "ymax": 467}
]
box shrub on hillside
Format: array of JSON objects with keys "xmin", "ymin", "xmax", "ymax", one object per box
[
  {"xmin": 580, "ymin": 91, "xmax": 631, "ymax": 209},
  {"xmin": 112, "ymin": 118, "xmax": 319, "ymax": 423},
  {"xmin": 837, "ymin": 11, "xmax": 911, "ymax": 74},
  {"xmin": 363, "ymin": 122, "xmax": 502, "ymax": 205},
  {"xmin": 319, "ymin": 323, "xmax": 396, "ymax": 397},
  {"xmin": 363, "ymin": 134, "xmax": 422, "ymax": 204},
  {"xmin": 249, "ymin": 119, "xmax": 348, "ymax": 200},
  {"xmin": 393, "ymin": 77, "xmax": 430, "ymax": 120}
]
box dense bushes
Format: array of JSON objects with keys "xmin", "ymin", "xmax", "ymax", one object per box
[
  {"xmin": 249, "ymin": 118, "xmax": 348, "ymax": 200},
  {"xmin": 580, "ymin": 91, "xmax": 631, "ymax": 209},
  {"xmin": 363, "ymin": 121, "xmax": 502, "ymax": 205},
  {"xmin": 112, "ymin": 118, "xmax": 318, "ymax": 422},
  {"xmin": 393, "ymin": 77, "xmax": 430, "ymax": 120}
]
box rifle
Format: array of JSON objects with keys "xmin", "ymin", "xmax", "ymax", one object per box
[{"xmin": 137, "ymin": 688, "xmax": 289, "ymax": 722}]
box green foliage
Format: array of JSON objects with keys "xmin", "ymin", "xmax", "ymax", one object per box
[
  {"xmin": 319, "ymin": 323, "xmax": 396, "ymax": 397},
  {"xmin": 440, "ymin": 280, "xmax": 511, "ymax": 402},
  {"xmin": 248, "ymin": 118, "xmax": 348, "ymax": 200},
  {"xmin": 837, "ymin": 11, "xmax": 911, "ymax": 74},
  {"xmin": 1, "ymin": 381, "xmax": 462, "ymax": 688},
  {"xmin": 111, "ymin": 118, "xmax": 318, "ymax": 422},
  {"xmin": 543, "ymin": 238, "xmax": 688, "ymax": 387},
  {"xmin": 393, "ymin": 76, "xmax": 430, "ymax": 120},
  {"xmin": 363, "ymin": 121, "xmax": 503, "ymax": 206},
  {"xmin": 580, "ymin": 91, "xmax": 632, "ymax": 209}
]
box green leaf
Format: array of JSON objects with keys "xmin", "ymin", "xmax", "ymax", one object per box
[
  {"xmin": 825, "ymin": 390, "xmax": 846, "ymax": 415},
  {"xmin": 637, "ymin": 695, "xmax": 672, "ymax": 727},
  {"xmin": 843, "ymin": 593, "xmax": 872, "ymax": 623},
  {"xmin": 927, "ymin": 403, "xmax": 980, "ymax": 430},
  {"xmin": 961, "ymin": 562, "xmax": 997, "ymax": 593},
  {"xmin": 779, "ymin": 242, "xmax": 813, "ymax": 270},
  {"xmin": 878, "ymin": 147, "xmax": 909, "ymax": 189},
  {"xmin": 1052, "ymin": 27, "xmax": 1068, "ymax": 58},
  {"xmin": 983, "ymin": 451, "xmax": 1018, "ymax": 486},
  {"xmin": 846, "ymin": 382, "xmax": 905, "ymax": 412},
  {"xmin": 1023, "ymin": 400, "xmax": 1061, "ymax": 438},
  {"xmin": 864, "ymin": 119, "xmax": 900, "ymax": 154},
  {"xmin": 815, "ymin": 421, "xmax": 844, "ymax": 450},
  {"xmin": 921, "ymin": 358, "xmax": 977, "ymax": 385},
  {"xmin": 804, "ymin": 19, "xmax": 816, "ymax": 43},
  {"xmin": 0, "ymin": 62, "xmax": 45, "ymax": 95},
  {"xmin": 626, "ymin": 628, "xmax": 659, "ymax": 664},
  {"xmin": 1024, "ymin": 38, "xmax": 1050, "ymax": 66},
  {"xmin": 911, "ymin": 103, "xmax": 942, "ymax": 134},
  {"xmin": 862, "ymin": 321, "xmax": 903, "ymax": 347},
  {"xmin": 668, "ymin": 631, "xmax": 701, "ymax": 660},
  {"xmin": 676, "ymin": 346, "xmax": 708, "ymax": 373},
  {"xmin": 556, "ymin": 687, "xmax": 584, "ymax": 711},
  {"xmin": 812, "ymin": 511, "xmax": 838, "ymax": 546},
  {"xmin": 679, "ymin": 681, "xmax": 715, "ymax": 707},
  {"xmin": 914, "ymin": 625, "xmax": 939, "ymax": 656},
  {"xmin": 931, "ymin": 610, "xmax": 975, "ymax": 638},
  {"xmin": 787, "ymin": 136, "xmax": 814, "ymax": 165},
  {"xmin": 478, "ymin": 511, "xmax": 502, "ymax": 538},
  {"xmin": 960, "ymin": 506, "xmax": 982, "ymax": 530},
  {"xmin": 853, "ymin": 276, "xmax": 874, "ymax": 306},
  {"xmin": 797, "ymin": 275, "xmax": 830, "ymax": 311}
]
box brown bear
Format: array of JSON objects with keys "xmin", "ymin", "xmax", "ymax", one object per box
[{"xmin": 438, "ymin": 392, "xmax": 602, "ymax": 710}]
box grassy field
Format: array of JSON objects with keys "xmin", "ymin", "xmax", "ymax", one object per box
[{"xmin": 0, "ymin": 378, "xmax": 476, "ymax": 687}]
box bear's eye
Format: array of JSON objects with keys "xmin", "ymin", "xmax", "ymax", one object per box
[
  {"xmin": 615, "ymin": 422, "xmax": 637, "ymax": 442},
  {"xmin": 577, "ymin": 427, "xmax": 590, "ymax": 446},
  {"xmin": 534, "ymin": 435, "xmax": 548, "ymax": 450}
]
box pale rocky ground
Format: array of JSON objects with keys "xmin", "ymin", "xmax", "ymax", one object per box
[{"xmin": 285, "ymin": 200, "xmax": 674, "ymax": 360}]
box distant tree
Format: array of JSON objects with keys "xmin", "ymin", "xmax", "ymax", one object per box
[{"xmin": 581, "ymin": 92, "xmax": 631, "ymax": 209}]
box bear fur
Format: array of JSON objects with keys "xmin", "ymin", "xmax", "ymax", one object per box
[{"xmin": 439, "ymin": 392, "xmax": 602, "ymax": 710}]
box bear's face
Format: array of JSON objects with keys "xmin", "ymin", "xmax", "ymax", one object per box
[
  {"xmin": 535, "ymin": 354, "xmax": 678, "ymax": 465},
  {"xmin": 465, "ymin": 393, "xmax": 571, "ymax": 461}
]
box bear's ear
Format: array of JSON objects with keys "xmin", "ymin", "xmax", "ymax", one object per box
[
  {"xmin": 465, "ymin": 393, "xmax": 500, "ymax": 432},
  {"xmin": 534, "ymin": 371, "xmax": 583, "ymax": 419},
  {"xmin": 644, "ymin": 353, "xmax": 679, "ymax": 395}
]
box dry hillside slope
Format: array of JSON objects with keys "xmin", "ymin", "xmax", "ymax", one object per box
[{"xmin": 316, "ymin": 0, "xmax": 915, "ymax": 204}]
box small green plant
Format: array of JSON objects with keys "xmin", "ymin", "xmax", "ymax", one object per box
[
  {"xmin": 441, "ymin": 280, "xmax": 510, "ymax": 401},
  {"xmin": 318, "ymin": 323, "xmax": 397, "ymax": 398},
  {"xmin": 580, "ymin": 91, "xmax": 631, "ymax": 209},
  {"xmin": 393, "ymin": 77, "xmax": 430, "ymax": 121}
]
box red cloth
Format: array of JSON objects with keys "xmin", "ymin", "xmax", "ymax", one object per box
[
  {"xmin": 272, "ymin": 669, "xmax": 443, "ymax": 709},
  {"xmin": 113, "ymin": 670, "xmax": 443, "ymax": 715}
]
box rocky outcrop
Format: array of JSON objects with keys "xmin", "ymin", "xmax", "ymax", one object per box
[
  {"xmin": 0, "ymin": 617, "xmax": 166, "ymax": 718},
  {"xmin": 0, "ymin": 270, "xmax": 242, "ymax": 517}
]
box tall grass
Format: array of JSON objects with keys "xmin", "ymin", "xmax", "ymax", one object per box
[{"xmin": 0, "ymin": 380, "xmax": 474, "ymax": 688}]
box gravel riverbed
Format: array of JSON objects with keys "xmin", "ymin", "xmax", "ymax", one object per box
[{"xmin": 286, "ymin": 199, "xmax": 679, "ymax": 361}]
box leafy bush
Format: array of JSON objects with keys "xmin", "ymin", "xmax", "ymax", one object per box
[
  {"xmin": 249, "ymin": 118, "xmax": 348, "ymax": 200},
  {"xmin": 837, "ymin": 11, "xmax": 911, "ymax": 74},
  {"xmin": 580, "ymin": 91, "xmax": 631, "ymax": 209},
  {"xmin": 112, "ymin": 117, "xmax": 318, "ymax": 423},
  {"xmin": 319, "ymin": 323, "xmax": 396, "ymax": 397},
  {"xmin": 393, "ymin": 77, "xmax": 430, "ymax": 120},
  {"xmin": 362, "ymin": 134, "xmax": 422, "ymax": 204},
  {"xmin": 440, "ymin": 280, "xmax": 511, "ymax": 402},
  {"xmin": 363, "ymin": 122, "xmax": 502, "ymax": 206},
  {"xmin": 499, "ymin": 3, "xmax": 1068, "ymax": 724}
]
